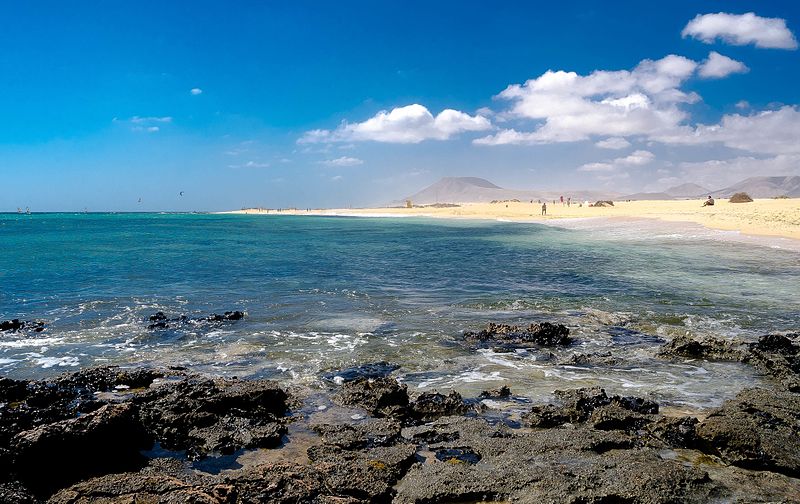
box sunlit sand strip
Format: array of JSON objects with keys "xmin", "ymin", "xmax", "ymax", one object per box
[{"xmin": 221, "ymin": 198, "xmax": 800, "ymax": 242}]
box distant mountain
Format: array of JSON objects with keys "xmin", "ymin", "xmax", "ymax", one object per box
[
  {"xmin": 399, "ymin": 177, "xmax": 619, "ymax": 205},
  {"xmin": 664, "ymin": 183, "xmax": 710, "ymax": 198},
  {"xmin": 712, "ymin": 176, "xmax": 800, "ymax": 198},
  {"xmin": 620, "ymin": 192, "xmax": 674, "ymax": 201}
]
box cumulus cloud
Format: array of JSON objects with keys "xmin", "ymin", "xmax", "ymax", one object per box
[
  {"xmin": 617, "ymin": 150, "xmax": 655, "ymax": 165},
  {"xmin": 654, "ymin": 106, "xmax": 800, "ymax": 155},
  {"xmin": 698, "ymin": 51, "xmax": 749, "ymax": 78},
  {"xmin": 595, "ymin": 137, "xmax": 632, "ymax": 149},
  {"xmin": 682, "ymin": 12, "xmax": 798, "ymax": 49},
  {"xmin": 474, "ymin": 55, "xmax": 698, "ymax": 145},
  {"xmin": 299, "ymin": 104, "xmax": 492, "ymax": 144},
  {"xmin": 190, "ymin": 88, "xmax": 203, "ymax": 95},
  {"xmin": 321, "ymin": 156, "xmax": 364, "ymax": 167}
]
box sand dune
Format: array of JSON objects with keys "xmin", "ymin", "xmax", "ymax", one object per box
[{"xmin": 228, "ymin": 198, "xmax": 800, "ymax": 241}]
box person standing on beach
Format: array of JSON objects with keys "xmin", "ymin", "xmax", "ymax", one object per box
[{"xmin": 541, "ymin": 202, "xmax": 547, "ymax": 215}]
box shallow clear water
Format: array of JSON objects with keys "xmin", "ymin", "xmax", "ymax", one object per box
[{"xmin": 1, "ymin": 213, "xmax": 799, "ymax": 409}]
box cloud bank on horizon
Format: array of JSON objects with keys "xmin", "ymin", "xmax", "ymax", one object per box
[{"xmin": 300, "ymin": 11, "xmax": 800, "ymax": 194}]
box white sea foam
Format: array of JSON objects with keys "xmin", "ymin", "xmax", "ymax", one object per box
[
  {"xmin": 36, "ymin": 356, "xmax": 80, "ymax": 368},
  {"xmin": 0, "ymin": 337, "xmax": 64, "ymax": 348}
]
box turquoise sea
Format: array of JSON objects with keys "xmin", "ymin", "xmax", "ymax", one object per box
[{"xmin": 2, "ymin": 213, "xmax": 799, "ymax": 409}]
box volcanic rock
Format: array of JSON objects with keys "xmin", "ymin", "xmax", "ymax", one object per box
[
  {"xmin": 695, "ymin": 387, "xmax": 800, "ymax": 477},
  {"xmin": 464, "ymin": 322, "xmax": 571, "ymax": 347}
]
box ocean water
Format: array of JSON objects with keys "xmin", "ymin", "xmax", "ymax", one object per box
[{"xmin": 2, "ymin": 213, "xmax": 799, "ymax": 410}]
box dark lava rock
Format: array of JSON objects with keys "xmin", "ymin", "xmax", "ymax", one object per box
[
  {"xmin": 696, "ymin": 387, "xmax": 800, "ymax": 477},
  {"xmin": 658, "ymin": 334, "xmax": 746, "ymax": 361},
  {"xmin": 0, "ymin": 481, "xmax": 37, "ymax": 504},
  {"xmin": 409, "ymin": 390, "xmax": 467, "ymax": 422},
  {"xmin": 523, "ymin": 387, "xmax": 658, "ymax": 429},
  {"xmin": 0, "ymin": 319, "xmax": 44, "ymax": 333},
  {"xmin": 332, "ymin": 377, "xmax": 409, "ymax": 419},
  {"xmin": 224, "ymin": 462, "xmax": 327, "ymax": 504},
  {"xmin": 307, "ymin": 442, "xmax": 418, "ymax": 501},
  {"xmin": 646, "ymin": 416, "xmax": 698, "ymax": 448},
  {"xmin": 560, "ymin": 351, "xmax": 622, "ymax": 367},
  {"xmin": 136, "ymin": 377, "xmax": 289, "ymax": 459},
  {"xmin": 312, "ymin": 418, "xmax": 402, "ymax": 450},
  {"xmin": 752, "ymin": 333, "xmax": 800, "ymax": 355},
  {"xmin": 659, "ymin": 333, "xmax": 800, "ymax": 391},
  {"xmin": 11, "ymin": 402, "xmax": 151, "ymax": 496},
  {"xmin": 464, "ymin": 322, "xmax": 571, "ymax": 347},
  {"xmin": 478, "ymin": 385, "xmax": 511, "ymax": 399},
  {"xmin": 0, "ymin": 366, "xmax": 165, "ymax": 451},
  {"xmin": 147, "ymin": 311, "xmax": 244, "ymax": 330},
  {"xmin": 590, "ymin": 404, "xmax": 653, "ymax": 431},
  {"xmin": 393, "ymin": 416, "xmax": 717, "ymax": 504},
  {"xmin": 207, "ymin": 311, "xmax": 245, "ymax": 322},
  {"xmin": 322, "ymin": 361, "xmax": 400, "ymax": 384},
  {"xmin": 744, "ymin": 334, "xmax": 800, "ymax": 392},
  {"xmin": 48, "ymin": 473, "xmax": 232, "ymax": 504}
]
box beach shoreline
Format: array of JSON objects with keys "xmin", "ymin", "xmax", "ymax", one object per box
[{"xmin": 221, "ymin": 198, "xmax": 800, "ymax": 244}]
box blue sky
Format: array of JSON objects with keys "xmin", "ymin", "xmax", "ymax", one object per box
[{"xmin": 1, "ymin": 1, "xmax": 799, "ymax": 211}]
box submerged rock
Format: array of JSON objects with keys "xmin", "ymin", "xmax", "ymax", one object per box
[
  {"xmin": 659, "ymin": 332, "xmax": 800, "ymax": 391},
  {"xmin": 322, "ymin": 361, "xmax": 400, "ymax": 384},
  {"xmin": 658, "ymin": 333, "xmax": 746, "ymax": 361},
  {"xmin": 478, "ymin": 385, "xmax": 512, "ymax": 399},
  {"xmin": 146, "ymin": 310, "xmax": 245, "ymax": 330},
  {"xmin": 0, "ymin": 319, "xmax": 45, "ymax": 333},
  {"xmin": 696, "ymin": 388, "xmax": 800, "ymax": 477},
  {"xmin": 464, "ymin": 322, "xmax": 571, "ymax": 347}
]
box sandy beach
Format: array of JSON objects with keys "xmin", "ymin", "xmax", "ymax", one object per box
[{"xmin": 227, "ymin": 198, "xmax": 800, "ymax": 241}]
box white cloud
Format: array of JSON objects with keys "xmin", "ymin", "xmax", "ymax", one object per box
[
  {"xmin": 617, "ymin": 150, "xmax": 655, "ymax": 166},
  {"xmin": 654, "ymin": 106, "xmax": 800, "ymax": 155},
  {"xmin": 299, "ymin": 104, "xmax": 492, "ymax": 144},
  {"xmin": 698, "ymin": 51, "xmax": 749, "ymax": 78},
  {"xmin": 735, "ymin": 100, "xmax": 750, "ymax": 109},
  {"xmin": 228, "ymin": 161, "xmax": 270, "ymax": 168},
  {"xmin": 578, "ymin": 150, "xmax": 654, "ymax": 172},
  {"xmin": 321, "ymin": 156, "xmax": 364, "ymax": 167},
  {"xmin": 474, "ymin": 55, "xmax": 698, "ymax": 145},
  {"xmin": 682, "ymin": 12, "xmax": 798, "ymax": 49},
  {"xmin": 578, "ymin": 162, "xmax": 615, "ymax": 172},
  {"xmin": 595, "ymin": 137, "xmax": 632, "ymax": 149},
  {"xmin": 130, "ymin": 116, "xmax": 172, "ymax": 124},
  {"xmin": 331, "ymin": 175, "xmax": 343, "ymax": 181},
  {"xmin": 190, "ymin": 88, "xmax": 203, "ymax": 95}
]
